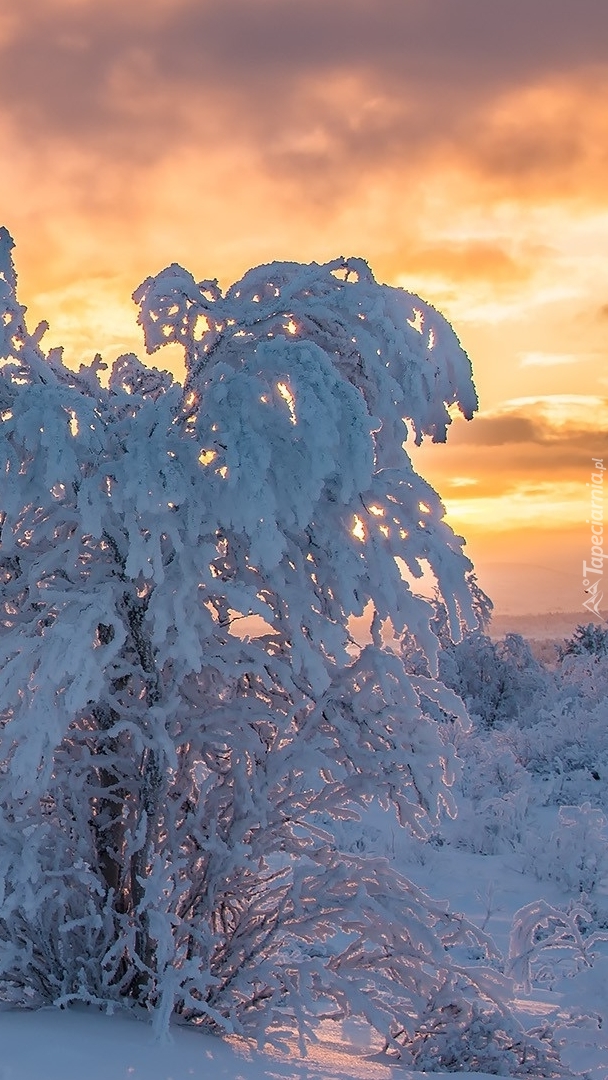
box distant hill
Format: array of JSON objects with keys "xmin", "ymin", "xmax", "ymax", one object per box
[
  {"xmin": 475, "ymin": 560, "xmax": 582, "ymax": 619},
  {"xmin": 488, "ymin": 610, "xmax": 605, "ymax": 641}
]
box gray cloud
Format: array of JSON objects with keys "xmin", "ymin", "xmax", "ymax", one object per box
[
  {"xmin": 445, "ymin": 404, "xmax": 608, "ymax": 450},
  {"xmin": 2, "ymin": 0, "xmax": 608, "ymax": 189},
  {"xmin": 449, "ymin": 416, "xmax": 540, "ymax": 446},
  {"xmin": 414, "ymin": 407, "xmax": 608, "ymax": 498}
]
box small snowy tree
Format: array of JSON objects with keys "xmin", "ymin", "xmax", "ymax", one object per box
[
  {"xmin": 559, "ymin": 622, "xmax": 608, "ymax": 660},
  {"xmin": 0, "ymin": 229, "xmax": 545, "ymax": 1059},
  {"xmin": 439, "ymin": 632, "xmax": 546, "ymax": 729}
]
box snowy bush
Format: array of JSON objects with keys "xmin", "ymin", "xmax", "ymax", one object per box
[
  {"xmin": 437, "ymin": 627, "xmax": 608, "ymax": 815},
  {"xmin": 510, "ymin": 898, "xmax": 608, "ymax": 992},
  {"xmin": 439, "ymin": 631, "xmax": 547, "ymax": 729},
  {"xmin": 559, "ymin": 622, "xmax": 608, "ymax": 660},
  {"xmin": 497, "ymin": 648, "xmax": 608, "ymax": 811},
  {"xmin": 404, "ymin": 999, "xmax": 567, "ymax": 1076},
  {"xmin": 1, "ymin": 228, "xmax": 530, "ymax": 1057},
  {"xmin": 525, "ymin": 804, "xmax": 608, "ymax": 901}
]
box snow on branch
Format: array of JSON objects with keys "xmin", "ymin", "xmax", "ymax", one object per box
[{"xmin": 0, "ymin": 231, "xmax": 528, "ymax": 1068}]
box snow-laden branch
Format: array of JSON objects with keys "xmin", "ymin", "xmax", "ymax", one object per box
[{"xmin": 0, "ymin": 231, "xmax": 524, "ymax": 1064}]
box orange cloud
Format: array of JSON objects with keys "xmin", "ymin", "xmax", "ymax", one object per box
[
  {"xmin": 413, "ymin": 396, "xmax": 608, "ymax": 495},
  {"xmin": 2, "ymin": 0, "xmax": 607, "ymax": 615}
]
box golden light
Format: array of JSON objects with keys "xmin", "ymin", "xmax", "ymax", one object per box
[
  {"xmin": 501, "ymin": 395, "xmax": 608, "ymax": 429},
  {"xmin": 451, "ymin": 477, "xmax": 478, "ymax": 488},
  {"xmin": 198, "ymin": 449, "xmax": 217, "ymax": 466},
  {"xmin": 193, "ymin": 313, "xmax": 210, "ymax": 340},
  {"xmin": 352, "ymin": 515, "xmax": 366, "ymax": 542},
  {"xmin": 277, "ymin": 381, "xmax": 297, "ymax": 424},
  {"xmin": 407, "ymin": 308, "xmax": 424, "ymax": 333},
  {"xmin": 443, "ymin": 482, "xmax": 584, "ymax": 532}
]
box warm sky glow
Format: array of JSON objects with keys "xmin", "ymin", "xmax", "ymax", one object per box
[{"xmin": 2, "ymin": 0, "xmax": 607, "ymax": 616}]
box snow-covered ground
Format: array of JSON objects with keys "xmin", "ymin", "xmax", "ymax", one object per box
[
  {"xmin": 1, "ymin": 857, "xmax": 607, "ymax": 1078},
  {"xmin": 2, "ymin": 813, "xmax": 608, "ymax": 1080},
  {"xmin": 404, "ymin": 838, "xmax": 608, "ymax": 1079},
  {"xmin": 0, "ymin": 1006, "xmax": 515, "ymax": 1080}
]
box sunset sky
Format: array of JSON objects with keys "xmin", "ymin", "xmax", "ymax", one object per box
[{"xmin": 1, "ymin": 0, "xmax": 607, "ymax": 617}]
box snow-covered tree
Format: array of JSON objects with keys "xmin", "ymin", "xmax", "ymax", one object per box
[
  {"xmin": 559, "ymin": 622, "xmax": 608, "ymax": 660},
  {"xmin": 0, "ymin": 228, "xmax": 554, "ymax": 1062},
  {"xmin": 438, "ymin": 631, "xmax": 547, "ymax": 729}
]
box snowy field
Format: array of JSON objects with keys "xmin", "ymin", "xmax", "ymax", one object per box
[
  {"xmin": 0, "ymin": 1006, "xmax": 507, "ymax": 1080},
  {"xmin": 2, "ymin": 793, "xmax": 608, "ymax": 1080}
]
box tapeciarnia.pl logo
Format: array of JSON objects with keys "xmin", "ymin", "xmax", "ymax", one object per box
[{"xmin": 583, "ymin": 457, "xmax": 605, "ymax": 618}]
